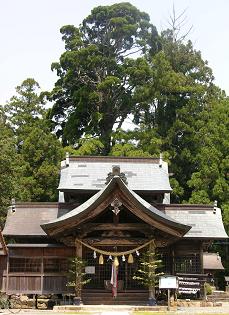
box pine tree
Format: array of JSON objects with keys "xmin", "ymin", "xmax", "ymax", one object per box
[
  {"xmin": 66, "ymin": 257, "xmax": 91, "ymax": 299},
  {"xmin": 133, "ymin": 250, "xmax": 164, "ymax": 301}
]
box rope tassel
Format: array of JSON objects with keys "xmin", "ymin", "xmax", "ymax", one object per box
[
  {"xmin": 99, "ymin": 254, "xmax": 104, "ymax": 265},
  {"xmin": 114, "ymin": 256, "xmax": 119, "ymax": 267},
  {"xmin": 128, "ymin": 253, "xmax": 134, "ymax": 264}
]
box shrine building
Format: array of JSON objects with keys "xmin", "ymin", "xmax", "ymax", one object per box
[{"xmin": 0, "ymin": 155, "xmax": 227, "ymax": 304}]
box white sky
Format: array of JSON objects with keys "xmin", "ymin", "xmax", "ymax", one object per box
[{"xmin": 0, "ymin": 0, "xmax": 229, "ymax": 104}]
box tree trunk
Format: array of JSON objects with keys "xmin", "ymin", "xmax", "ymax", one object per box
[{"xmin": 100, "ymin": 119, "xmax": 114, "ymax": 155}]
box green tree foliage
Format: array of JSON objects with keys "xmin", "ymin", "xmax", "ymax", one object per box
[
  {"xmin": 5, "ymin": 79, "xmax": 44, "ymax": 124},
  {"xmin": 133, "ymin": 250, "xmax": 163, "ymax": 299},
  {"xmin": 67, "ymin": 257, "xmax": 91, "ymax": 297},
  {"xmin": 64, "ymin": 136, "xmax": 104, "ymax": 156},
  {"xmin": 49, "ymin": 2, "xmax": 160, "ymax": 154},
  {"xmin": 0, "ymin": 109, "xmax": 18, "ymax": 226},
  {"xmin": 16, "ymin": 126, "xmax": 63, "ymax": 201},
  {"xmin": 3, "ymin": 79, "xmax": 64, "ymax": 202},
  {"xmin": 187, "ymin": 98, "xmax": 229, "ymax": 232},
  {"xmin": 110, "ymin": 128, "xmax": 162, "ymax": 157},
  {"xmin": 137, "ymin": 23, "xmax": 220, "ymax": 203}
]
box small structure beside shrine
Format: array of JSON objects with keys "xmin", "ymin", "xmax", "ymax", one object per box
[{"xmin": 0, "ymin": 155, "xmax": 228, "ymax": 305}]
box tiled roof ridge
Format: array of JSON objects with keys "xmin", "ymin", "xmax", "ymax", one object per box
[
  {"xmin": 10, "ymin": 202, "xmax": 58, "ymax": 208},
  {"xmin": 163, "ymin": 204, "xmax": 214, "ymax": 210},
  {"xmin": 68, "ymin": 156, "xmax": 160, "ymax": 163}
]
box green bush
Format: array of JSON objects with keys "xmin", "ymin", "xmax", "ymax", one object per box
[{"xmin": 204, "ymin": 282, "xmax": 213, "ymax": 295}]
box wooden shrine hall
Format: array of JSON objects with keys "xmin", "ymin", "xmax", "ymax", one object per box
[{"xmin": 0, "ymin": 156, "xmax": 228, "ymax": 304}]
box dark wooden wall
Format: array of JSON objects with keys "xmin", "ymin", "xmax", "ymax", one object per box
[
  {"xmin": 1, "ymin": 240, "xmax": 204, "ymax": 294},
  {"xmin": 2, "ymin": 246, "xmax": 74, "ymax": 294}
]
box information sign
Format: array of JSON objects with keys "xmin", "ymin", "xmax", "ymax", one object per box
[
  {"xmin": 159, "ymin": 275, "xmax": 179, "ymax": 289},
  {"xmin": 85, "ymin": 266, "xmax": 95, "ymax": 274}
]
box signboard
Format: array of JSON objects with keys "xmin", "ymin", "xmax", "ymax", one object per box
[
  {"xmin": 178, "ymin": 276, "xmax": 201, "ymax": 295},
  {"xmin": 85, "ymin": 266, "xmax": 95, "ymax": 274},
  {"xmin": 159, "ymin": 275, "xmax": 178, "ymax": 289}
]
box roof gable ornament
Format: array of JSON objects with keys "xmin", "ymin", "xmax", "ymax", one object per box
[
  {"xmin": 111, "ymin": 198, "xmax": 122, "ymax": 215},
  {"xmin": 105, "ymin": 165, "xmax": 128, "ymax": 185}
]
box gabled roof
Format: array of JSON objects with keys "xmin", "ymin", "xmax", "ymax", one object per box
[
  {"xmin": 3, "ymin": 203, "xmax": 59, "ymax": 237},
  {"xmin": 203, "ymin": 252, "xmax": 224, "ymax": 270},
  {"xmin": 42, "ymin": 176, "xmax": 190, "ymax": 237},
  {"xmin": 164, "ymin": 205, "xmax": 228, "ymax": 239},
  {"xmin": 3, "ymin": 201, "xmax": 227, "ymax": 240},
  {"xmin": 58, "ymin": 156, "xmax": 172, "ymax": 193}
]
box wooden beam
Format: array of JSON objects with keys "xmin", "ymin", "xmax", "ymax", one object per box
[
  {"xmin": 84, "ymin": 237, "xmax": 146, "ymax": 246},
  {"xmin": 47, "ymin": 184, "xmax": 186, "ymax": 239},
  {"xmin": 80, "ymin": 223, "xmax": 152, "ymax": 232},
  {"xmin": 116, "ymin": 190, "xmax": 184, "ymax": 238}
]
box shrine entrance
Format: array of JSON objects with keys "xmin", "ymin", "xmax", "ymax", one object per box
[{"xmin": 83, "ymin": 247, "xmax": 143, "ymax": 290}]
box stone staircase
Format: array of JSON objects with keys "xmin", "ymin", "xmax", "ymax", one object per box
[
  {"xmin": 81, "ymin": 289, "xmax": 149, "ymax": 305},
  {"xmin": 207, "ymin": 290, "xmax": 229, "ymax": 302}
]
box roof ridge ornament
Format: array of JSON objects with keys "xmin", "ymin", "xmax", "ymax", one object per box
[{"xmin": 105, "ymin": 165, "xmax": 128, "ymax": 185}]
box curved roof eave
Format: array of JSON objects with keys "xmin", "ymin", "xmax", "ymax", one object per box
[{"xmin": 41, "ymin": 176, "xmax": 190, "ymax": 235}]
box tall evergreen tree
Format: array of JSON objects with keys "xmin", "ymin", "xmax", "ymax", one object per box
[
  {"xmin": 0, "ymin": 109, "xmax": 17, "ymax": 226},
  {"xmin": 49, "ymin": 2, "xmax": 160, "ymax": 154},
  {"xmin": 3, "ymin": 79, "xmax": 64, "ymax": 202},
  {"xmin": 187, "ymin": 97, "xmax": 229, "ymax": 231}
]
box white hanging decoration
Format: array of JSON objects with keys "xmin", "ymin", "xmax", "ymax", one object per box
[
  {"xmin": 108, "ymin": 255, "xmax": 113, "ymax": 261},
  {"xmin": 122, "ymin": 255, "xmax": 126, "ymax": 262},
  {"xmin": 136, "ymin": 250, "xmax": 140, "ymax": 256},
  {"xmin": 93, "ymin": 251, "xmax": 97, "ymax": 259}
]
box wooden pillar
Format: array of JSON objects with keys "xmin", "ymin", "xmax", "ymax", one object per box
[
  {"xmin": 41, "ymin": 248, "xmax": 44, "ymax": 294},
  {"xmin": 172, "ymin": 248, "xmax": 175, "ymax": 275},
  {"xmin": 6, "ymin": 254, "xmax": 9, "ymax": 293},
  {"xmin": 200, "ymin": 242, "xmax": 204, "ymax": 274},
  {"xmin": 75, "ymin": 239, "xmax": 82, "ymax": 258}
]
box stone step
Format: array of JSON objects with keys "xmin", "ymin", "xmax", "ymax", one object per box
[
  {"xmin": 82, "ymin": 300, "xmax": 148, "ymax": 305},
  {"xmin": 83, "ymin": 298, "xmax": 148, "ymax": 301},
  {"xmin": 207, "ymin": 296, "xmax": 229, "ymax": 302},
  {"xmin": 211, "ymin": 291, "xmax": 229, "ymax": 296},
  {"xmin": 82, "ymin": 293, "xmax": 148, "ymax": 298},
  {"xmin": 81, "ymin": 290, "xmax": 149, "ymax": 305}
]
